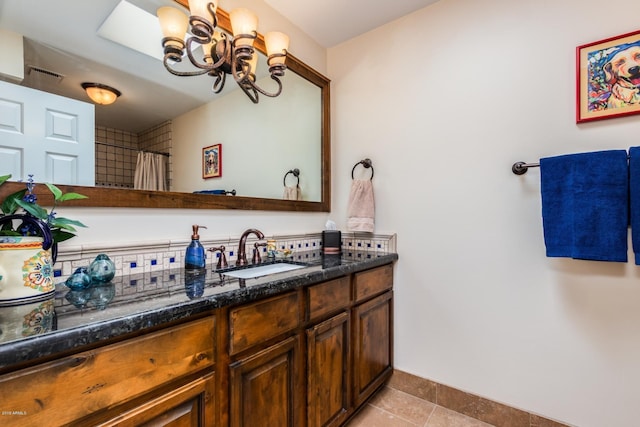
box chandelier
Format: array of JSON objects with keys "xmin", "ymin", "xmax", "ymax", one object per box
[{"xmin": 157, "ymin": 0, "xmax": 289, "ymax": 103}]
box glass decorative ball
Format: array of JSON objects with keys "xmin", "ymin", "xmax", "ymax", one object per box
[
  {"xmin": 65, "ymin": 266, "xmax": 92, "ymax": 290},
  {"xmin": 89, "ymin": 254, "xmax": 116, "ymax": 283}
]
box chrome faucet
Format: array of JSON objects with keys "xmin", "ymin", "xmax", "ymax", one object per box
[{"xmin": 236, "ymin": 228, "xmax": 265, "ymax": 266}]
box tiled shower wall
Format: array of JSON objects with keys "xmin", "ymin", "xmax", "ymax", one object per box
[
  {"xmin": 53, "ymin": 233, "xmax": 397, "ymax": 284},
  {"xmin": 94, "ymin": 121, "xmax": 172, "ymax": 189},
  {"xmin": 95, "ymin": 126, "xmax": 138, "ymax": 188}
]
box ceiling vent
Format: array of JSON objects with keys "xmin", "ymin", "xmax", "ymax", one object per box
[{"xmin": 27, "ymin": 65, "xmax": 65, "ymax": 82}]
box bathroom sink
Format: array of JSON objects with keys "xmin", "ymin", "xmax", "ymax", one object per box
[{"xmin": 220, "ymin": 262, "xmax": 305, "ymax": 279}]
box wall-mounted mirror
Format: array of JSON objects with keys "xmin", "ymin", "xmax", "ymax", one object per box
[{"xmin": 0, "ymin": 0, "xmax": 330, "ymax": 212}]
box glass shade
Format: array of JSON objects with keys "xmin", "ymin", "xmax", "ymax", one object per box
[
  {"xmin": 230, "ymin": 8, "xmax": 258, "ymax": 47},
  {"xmin": 265, "ymin": 31, "xmax": 289, "ymax": 66},
  {"xmin": 82, "ymin": 84, "xmax": 121, "ymax": 105},
  {"xmin": 157, "ymin": 6, "xmax": 189, "ymax": 48},
  {"xmin": 246, "ymin": 53, "xmax": 258, "ymax": 76},
  {"xmin": 188, "ymin": 0, "xmax": 217, "ymax": 20}
]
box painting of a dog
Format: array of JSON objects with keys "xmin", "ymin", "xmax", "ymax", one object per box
[
  {"xmin": 603, "ymin": 44, "xmax": 640, "ymax": 108},
  {"xmin": 577, "ymin": 30, "xmax": 640, "ymax": 123}
]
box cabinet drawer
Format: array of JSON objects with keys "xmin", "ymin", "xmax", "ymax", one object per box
[
  {"xmin": 307, "ymin": 276, "xmax": 351, "ymax": 321},
  {"xmin": 354, "ymin": 264, "xmax": 393, "ymax": 303},
  {"xmin": 0, "ymin": 316, "xmax": 215, "ymax": 427},
  {"xmin": 229, "ymin": 291, "xmax": 301, "ymax": 355}
]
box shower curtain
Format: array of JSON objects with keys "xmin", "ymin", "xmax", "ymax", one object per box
[{"xmin": 134, "ymin": 152, "xmax": 167, "ymax": 191}]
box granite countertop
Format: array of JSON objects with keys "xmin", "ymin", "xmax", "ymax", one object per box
[{"xmin": 0, "ymin": 250, "xmax": 397, "ymax": 372}]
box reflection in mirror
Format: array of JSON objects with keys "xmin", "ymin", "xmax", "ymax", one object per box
[{"xmin": 0, "ymin": 0, "xmax": 330, "ymax": 211}]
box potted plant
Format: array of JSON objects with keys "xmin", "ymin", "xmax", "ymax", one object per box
[{"xmin": 0, "ymin": 174, "xmax": 88, "ymax": 258}]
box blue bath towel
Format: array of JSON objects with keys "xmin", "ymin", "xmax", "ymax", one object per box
[
  {"xmin": 629, "ymin": 147, "xmax": 640, "ymax": 264},
  {"xmin": 540, "ymin": 150, "xmax": 628, "ymax": 262}
]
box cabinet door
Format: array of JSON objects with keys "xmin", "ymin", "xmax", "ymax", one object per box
[
  {"xmin": 229, "ymin": 335, "xmax": 302, "ymax": 427},
  {"xmin": 307, "ymin": 311, "xmax": 350, "ymax": 427},
  {"xmin": 99, "ymin": 373, "xmax": 215, "ymax": 427},
  {"xmin": 352, "ymin": 291, "xmax": 393, "ymax": 406}
]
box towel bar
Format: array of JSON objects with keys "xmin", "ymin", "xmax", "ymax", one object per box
[
  {"xmin": 512, "ymin": 161, "xmax": 540, "ymax": 175},
  {"xmin": 513, "ymin": 154, "xmax": 633, "ymax": 175},
  {"xmin": 352, "ymin": 158, "xmax": 374, "ymax": 180},
  {"xmin": 283, "ymin": 168, "xmax": 300, "ymax": 186}
]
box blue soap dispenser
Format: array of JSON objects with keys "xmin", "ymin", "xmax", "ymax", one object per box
[{"xmin": 185, "ymin": 225, "xmax": 207, "ymax": 270}]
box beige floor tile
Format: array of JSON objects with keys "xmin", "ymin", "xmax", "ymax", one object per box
[
  {"xmin": 368, "ymin": 386, "xmax": 437, "ymax": 425},
  {"xmin": 346, "ymin": 404, "xmax": 418, "ymax": 427},
  {"xmin": 427, "ymin": 406, "xmax": 496, "ymax": 427}
]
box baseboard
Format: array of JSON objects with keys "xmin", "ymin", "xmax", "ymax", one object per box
[{"xmin": 388, "ymin": 370, "xmax": 573, "ymax": 427}]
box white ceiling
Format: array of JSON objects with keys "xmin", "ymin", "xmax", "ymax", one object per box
[{"xmin": 264, "ymin": 0, "xmax": 441, "ymax": 48}]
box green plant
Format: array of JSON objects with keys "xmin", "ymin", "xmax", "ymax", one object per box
[{"xmin": 0, "ymin": 174, "xmax": 88, "ymax": 244}]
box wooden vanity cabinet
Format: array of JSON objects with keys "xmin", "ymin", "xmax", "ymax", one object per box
[
  {"xmin": 227, "ymin": 291, "xmax": 304, "ymax": 427},
  {"xmin": 224, "ymin": 265, "xmax": 393, "ymax": 427},
  {"xmin": 0, "ymin": 316, "xmax": 216, "ymax": 427},
  {"xmin": 352, "ymin": 291, "xmax": 393, "ymax": 407},
  {"xmin": 307, "ymin": 311, "xmax": 350, "ymax": 427},
  {"xmin": 0, "ymin": 262, "xmax": 394, "ymax": 427},
  {"xmin": 352, "ymin": 265, "xmax": 394, "ymax": 407},
  {"xmin": 306, "ymin": 276, "xmax": 351, "ymax": 427}
]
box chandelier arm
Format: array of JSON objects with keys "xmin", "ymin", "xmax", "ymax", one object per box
[
  {"xmin": 163, "ymin": 55, "xmax": 210, "ymax": 77},
  {"xmin": 240, "ymin": 82, "xmax": 259, "ymax": 104},
  {"xmin": 246, "ymin": 75, "xmax": 284, "ymax": 98},
  {"xmin": 207, "ymin": 3, "xmax": 218, "ymax": 28},
  {"xmin": 184, "ymin": 37, "xmax": 220, "ymax": 71},
  {"xmin": 230, "ymin": 54, "xmax": 252, "ymax": 85},
  {"xmin": 212, "ymin": 72, "xmax": 226, "ymax": 93}
]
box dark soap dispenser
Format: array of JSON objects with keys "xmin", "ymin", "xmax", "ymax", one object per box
[{"xmin": 185, "ymin": 225, "xmax": 207, "ymax": 269}]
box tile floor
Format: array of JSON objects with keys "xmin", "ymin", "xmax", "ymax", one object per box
[{"xmin": 346, "ymin": 385, "xmax": 494, "ymax": 427}]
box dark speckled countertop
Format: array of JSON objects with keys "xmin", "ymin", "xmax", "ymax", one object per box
[{"xmin": 0, "ymin": 250, "xmax": 397, "ymax": 372}]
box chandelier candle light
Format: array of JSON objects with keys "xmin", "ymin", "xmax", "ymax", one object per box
[{"xmin": 157, "ymin": 0, "xmax": 289, "ymax": 103}]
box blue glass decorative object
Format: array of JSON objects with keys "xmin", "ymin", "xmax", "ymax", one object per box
[
  {"xmin": 90, "ymin": 283, "xmax": 115, "ymax": 310},
  {"xmin": 65, "ymin": 267, "xmax": 92, "ymax": 290},
  {"xmin": 184, "ymin": 268, "xmax": 206, "ymax": 299},
  {"xmin": 65, "ymin": 289, "xmax": 91, "ymax": 309},
  {"xmin": 89, "ymin": 254, "xmax": 116, "ymax": 283}
]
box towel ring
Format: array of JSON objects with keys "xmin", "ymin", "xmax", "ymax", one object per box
[
  {"xmin": 351, "ymin": 158, "xmax": 374, "ymax": 180},
  {"xmin": 283, "ymin": 168, "xmax": 300, "ymax": 186}
]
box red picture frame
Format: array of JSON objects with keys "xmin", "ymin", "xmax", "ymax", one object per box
[
  {"xmin": 577, "ymin": 29, "xmax": 640, "ymax": 123},
  {"xmin": 202, "ymin": 144, "xmax": 222, "ymax": 179}
]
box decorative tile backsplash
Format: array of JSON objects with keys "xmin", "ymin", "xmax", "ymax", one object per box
[{"xmin": 53, "ymin": 232, "xmax": 396, "ymax": 284}]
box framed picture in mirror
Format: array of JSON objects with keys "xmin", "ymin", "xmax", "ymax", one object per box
[{"xmin": 203, "ymin": 144, "xmax": 222, "ymax": 179}]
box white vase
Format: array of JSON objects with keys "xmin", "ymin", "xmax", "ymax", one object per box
[{"xmin": 0, "ymin": 236, "xmax": 55, "ymax": 306}]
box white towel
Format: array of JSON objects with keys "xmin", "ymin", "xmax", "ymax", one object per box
[
  {"xmin": 347, "ymin": 179, "xmax": 374, "ymax": 232},
  {"xmin": 283, "ymin": 185, "xmax": 302, "ymax": 200}
]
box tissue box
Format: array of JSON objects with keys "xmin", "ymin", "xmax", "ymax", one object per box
[{"xmin": 322, "ymin": 230, "xmax": 341, "ymax": 254}]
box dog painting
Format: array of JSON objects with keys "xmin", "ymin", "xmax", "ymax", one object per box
[
  {"xmin": 603, "ymin": 44, "xmax": 640, "ymax": 108},
  {"xmin": 577, "ymin": 30, "xmax": 640, "ymax": 123},
  {"xmin": 202, "ymin": 144, "xmax": 222, "ymax": 178}
]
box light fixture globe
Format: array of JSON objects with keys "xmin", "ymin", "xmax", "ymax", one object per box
[{"xmin": 81, "ymin": 83, "xmax": 121, "ymax": 105}]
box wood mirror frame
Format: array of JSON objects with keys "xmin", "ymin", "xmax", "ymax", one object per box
[{"xmin": 0, "ymin": 2, "xmax": 330, "ymax": 212}]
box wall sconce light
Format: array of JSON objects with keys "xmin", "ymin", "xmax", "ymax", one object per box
[
  {"xmin": 157, "ymin": 0, "xmax": 289, "ymax": 103},
  {"xmin": 81, "ymin": 83, "xmax": 121, "ymax": 105}
]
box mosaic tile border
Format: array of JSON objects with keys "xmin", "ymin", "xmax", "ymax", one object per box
[{"xmin": 53, "ymin": 232, "xmax": 396, "ymax": 284}]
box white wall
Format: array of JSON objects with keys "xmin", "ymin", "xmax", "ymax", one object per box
[
  {"xmin": 0, "ymin": 29, "xmax": 24, "ymax": 82},
  {"xmin": 328, "ymin": 0, "xmax": 640, "ymax": 426},
  {"xmin": 172, "ymin": 72, "xmax": 322, "ymax": 201}
]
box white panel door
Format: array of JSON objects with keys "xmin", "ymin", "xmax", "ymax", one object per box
[{"xmin": 0, "ymin": 80, "xmax": 95, "ymax": 185}]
